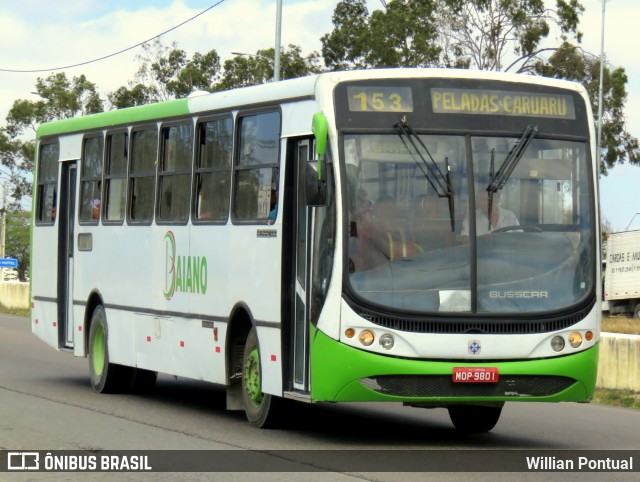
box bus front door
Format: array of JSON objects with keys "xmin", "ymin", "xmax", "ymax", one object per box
[
  {"xmin": 57, "ymin": 161, "xmax": 76, "ymax": 349},
  {"xmin": 292, "ymin": 139, "xmax": 312, "ymax": 392}
]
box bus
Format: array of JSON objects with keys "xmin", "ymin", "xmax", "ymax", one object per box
[{"xmin": 31, "ymin": 68, "xmax": 600, "ymax": 432}]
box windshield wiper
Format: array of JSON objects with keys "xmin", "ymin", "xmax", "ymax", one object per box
[
  {"xmin": 394, "ymin": 116, "xmax": 455, "ymax": 231},
  {"xmin": 486, "ymin": 125, "xmax": 538, "ymax": 230}
]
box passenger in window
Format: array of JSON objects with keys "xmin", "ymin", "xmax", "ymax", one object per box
[
  {"xmin": 197, "ymin": 188, "xmax": 213, "ymax": 220},
  {"xmin": 92, "ymin": 181, "xmax": 101, "ymax": 220},
  {"xmin": 51, "ymin": 191, "xmax": 57, "ymax": 222},
  {"xmin": 461, "ymin": 179, "xmax": 519, "ymax": 241},
  {"xmin": 371, "ymin": 194, "xmax": 417, "ymax": 261},
  {"xmin": 269, "ymin": 189, "xmax": 278, "ymax": 220}
]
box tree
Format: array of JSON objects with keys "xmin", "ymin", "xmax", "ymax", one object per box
[
  {"xmin": 108, "ymin": 39, "xmax": 222, "ymax": 108},
  {"xmin": 321, "ymin": 0, "xmax": 638, "ymax": 170},
  {"xmin": 1, "ymin": 73, "xmax": 103, "ymax": 204},
  {"xmin": 215, "ymin": 45, "xmax": 321, "ymax": 91},
  {"xmin": 0, "ymin": 131, "xmax": 33, "ymax": 205},
  {"xmin": 535, "ymin": 43, "xmax": 640, "ymax": 174},
  {"xmin": 6, "ymin": 73, "xmax": 103, "ymax": 136},
  {"xmin": 4, "ymin": 209, "xmax": 31, "ymax": 281},
  {"xmin": 435, "ymin": 0, "xmax": 583, "ymax": 72},
  {"xmin": 108, "ymin": 84, "xmax": 156, "ymax": 110},
  {"xmin": 321, "ymin": 0, "xmax": 442, "ymax": 70}
]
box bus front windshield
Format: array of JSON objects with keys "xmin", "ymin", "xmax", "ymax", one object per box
[{"xmin": 345, "ymin": 132, "xmax": 594, "ymax": 314}]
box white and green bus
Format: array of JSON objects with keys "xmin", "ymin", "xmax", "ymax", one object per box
[{"xmin": 32, "ymin": 68, "xmax": 600, "ymax": 432}]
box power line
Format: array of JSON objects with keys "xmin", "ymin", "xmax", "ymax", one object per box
[{"xmin": 0, "ymin": 1, "xmax": 226, "ymax": 73}]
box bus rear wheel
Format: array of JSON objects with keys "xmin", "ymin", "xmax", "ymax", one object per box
[
  {"xmin": 242, "ymin": 328, "xmax": 281, "ymax": 428},
  {"xmin": 88, "ymin": 305, "xmax": 131, "ymax": 394},
  {"xmin": 448, "ymin": 404, "xmax": 503, "ymax": 433}
]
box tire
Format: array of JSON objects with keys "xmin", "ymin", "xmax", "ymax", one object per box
[
  {"xmin": 88, "ymin": 305, "xmax": 130, "ymax": 394},
  {"xmin": 448, "ymin": 404, "xmax": 503, "ymax": 433},
  {"xmin": 242, "ymin": 328, "xmax": 281, "ymax": 428}
]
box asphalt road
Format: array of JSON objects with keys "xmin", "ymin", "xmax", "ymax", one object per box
[{"xmin": 0, "ymin": 313, "xmax": 638, "ymax": 481}]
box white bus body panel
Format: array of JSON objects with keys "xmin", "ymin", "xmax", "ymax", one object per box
[{"xmin": 338, "ymin": 299, "xmax": 599, "ymax": 360}]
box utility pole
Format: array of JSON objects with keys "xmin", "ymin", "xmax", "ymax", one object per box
[
  {"xmin": 0, "ymin": 182, "xmax": 6, "ymax": 259},
  {"xmin": 597, "ymin": 0, "xmax": 606, "ymax": 164},
  {"xmin": 274, "ymin": 0, "xmax": 282, "ymax": 81}
]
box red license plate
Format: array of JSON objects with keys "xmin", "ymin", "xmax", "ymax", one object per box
[{"xmin": 452, "ymin": 367, "xmax": 499, "ymax": 383}]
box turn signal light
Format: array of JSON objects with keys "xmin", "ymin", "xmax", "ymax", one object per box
[
  {"xmin": 359, "ymin": 330, "xmax": 374, "ymax": 346},
  {"xmin": 568, "ymin": 332, "xmax": 583, "ymax": 348}
]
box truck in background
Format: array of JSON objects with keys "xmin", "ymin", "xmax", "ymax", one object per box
[{"xmin": 603, "ymin": 230, "xmax": 640, "ymax": 318}]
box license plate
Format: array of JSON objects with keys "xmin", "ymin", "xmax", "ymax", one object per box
[{"xmin": 452, "ymin": 367, "xmax": 499, "ymax": 383}]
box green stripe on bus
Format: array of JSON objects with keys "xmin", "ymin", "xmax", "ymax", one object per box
[{"xmin": 36, "ymin": 98, "xmax": 191, "ymax": 138}]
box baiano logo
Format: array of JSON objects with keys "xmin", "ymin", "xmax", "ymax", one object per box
[{"xmin": 163, "ymin": 231, "xmax": 208, "ymax": 300}]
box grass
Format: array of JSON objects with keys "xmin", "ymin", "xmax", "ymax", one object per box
[
  {"xmin": 592, "ymin": 388, "xmax": 640, "ymax": 409},
  {"xmin": 602, "ymin": 314, "xmax": 640, "ymax": 335},
  {"xmin": 0, "ymin": 304, "xmax": 30, "ymax": 318}
]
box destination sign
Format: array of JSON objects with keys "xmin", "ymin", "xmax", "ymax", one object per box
[
  {"xmin": 431, "ymin": 88, "xmax": 576, "ymax": 119},
  {"xmin": 347, "ymin": 86, "xmax": 413, "ymax": 113}
]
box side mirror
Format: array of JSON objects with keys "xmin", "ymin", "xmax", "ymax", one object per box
[
  {"xmin": 312, "ymin": 112, "xmax": 328, "ymax": 182},
  {"xmin": 305, "ymin": 161, "xmax": 326, "ymax": 206},
  {"xmin": 306, "ymin": 112, "xmax": 329, "ymax": 206}
]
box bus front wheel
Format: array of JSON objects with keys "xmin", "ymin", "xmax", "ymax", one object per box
[
  {"xmin": 242, "ymin": 328, "xmax": 281, "ymax": 428},
  {"xmin": 447, "ymin": 404, "xmax": 504, "ymax": 433}
]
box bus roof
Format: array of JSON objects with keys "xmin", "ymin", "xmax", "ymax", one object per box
[{"xmin": 36, "ymin": 68, "xmax": 585, "ymax": 139}]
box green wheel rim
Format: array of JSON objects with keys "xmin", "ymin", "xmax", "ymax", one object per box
[
  {"xmin": 92, "ymin": 323, "xmax": 106, "ymax": 377},
  {"xmin": 244, "ymin": 347, "xmax": 263, "ymax": 403}
]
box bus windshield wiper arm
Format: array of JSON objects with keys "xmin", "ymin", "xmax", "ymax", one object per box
[
  {"xmin": 486, "ymin": 125, "xmax": 538, "ymax": 230},
  {"xmin": 394, "ymin": 117, "xmax": 455, "ymax": 231}
]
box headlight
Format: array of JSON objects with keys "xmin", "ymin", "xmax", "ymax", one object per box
[
  {"xmin": 551, "ymin": 336, "xmax": 565, "ymax": 352},
  {"xmin": 379, "ymin": 334, "xmax": 394, "ymax": 350}
]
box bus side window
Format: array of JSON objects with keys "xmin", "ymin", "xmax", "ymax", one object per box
[
  {"xmin": 128, "ymin": 127, "xmax": 157, "ymax": 224},
  {"xmin": 104, "ymin": 132, "xmax": 128, "ymax": 222},
  {"xmin": 36, "ymin": 142, "xmax": 59, "ymax": 225},
  {"xmin": 79, "ymin": 135, "xmax": 104, "ymax": 223},
  {"xmin": 233, "ymin": 111, "xmax": 281, "ymax": 222},
  {"xmin": 194, "ymin": 116, "xmax": 233, "ymax": 222},
  {"xmin": 157, "ymin": 123, "xmax": 193, "ymax": 223}
]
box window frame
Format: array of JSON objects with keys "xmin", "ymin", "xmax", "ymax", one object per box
[
  {"xmin": 78, "ymin": 133, "xmax": 105, "ymax": 225},
  {"xmin": 35, "ymin": 139, "xmax": 60, "ymax": 226},
  {"xmin": 192, "ymin": 113, "xmax": 234, "ymax": 225},
  {"xmin": 127, "ymin": 124, "xmax": 159, "ymax": 226},
  {"xmin": 103, "ymin": 129, "xmax": 130, "ymax": 225},
  {"xmin": 231, "ymin": 108, "xmax": 282, "ymax": 225},
  {"xmin": 156, "ymin": 120, "xmax": 194, "ymax": 226}
]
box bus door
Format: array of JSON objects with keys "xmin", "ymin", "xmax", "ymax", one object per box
[
  {"xmin": 57, "ymin": 161, "xmax": 77, "ymax": 349},
  {"xmin": 291, "ymin": 139, "xmax": 312, "ymax": 392}
]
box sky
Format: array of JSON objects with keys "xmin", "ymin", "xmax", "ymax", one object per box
[{"xmin": 0, "ymin": 0, "xmax": 638, "ymax": 231}]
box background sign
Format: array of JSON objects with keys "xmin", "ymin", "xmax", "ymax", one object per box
[{"xmin": 0, "ymin": 258, "xmax": 18, "ymax": 268}]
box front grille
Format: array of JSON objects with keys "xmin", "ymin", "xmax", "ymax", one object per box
[
  {"xmin": 360, "ymin": 375, "xmax": 575, "ymax": 398},
  {"xmin": 355, "ymin": 299, "xmax": 594, "ymax": 334}
]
